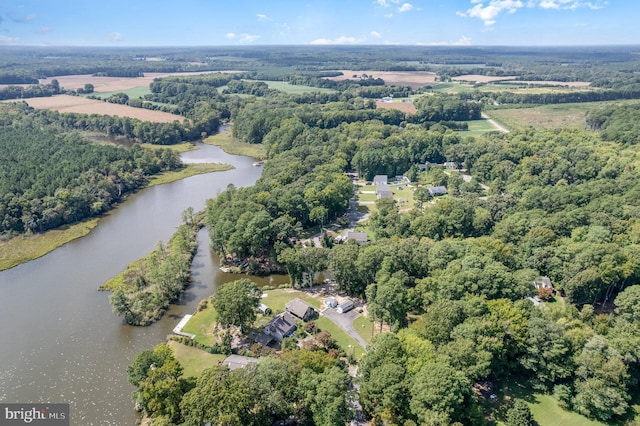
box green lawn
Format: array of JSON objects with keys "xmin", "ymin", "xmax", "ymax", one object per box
[
  {"xmin": 181, "ymin": 304, "xmax": 219, "ymax": 347},
  {"xmin": 353, "ymin": 315, "xmax": 376, "ymax": 346},
  {"xmin": 356, "ymin": 183, "xmax": 417, "ymax": 210},
  {"xmin": 87, "ymin": 86, "xmax": 152, "ymax": 99},
  {"xmin": 263, "ymin": 81, "xmax": 336, "ymax": 94},
  {"xmin": 315, "ymin": 317, "xmax": 365, "ymax": 359},
  {"xmin": 260, "ymin": 289, "xmax": 323, "ymax": 312},
  {"xmin": 496, "ymin": 379, "xmax": 606, "ymax": 426},
  {"xmin": 457, "ymin": 119, "xmax": 502, "ymax": 137},
  {"xmin": 167, "ymin": 340, "xmax": 226, "ymax": 377}
]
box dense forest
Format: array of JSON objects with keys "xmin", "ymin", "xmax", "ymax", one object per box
[
  {"xmin": 0, "ymin": 103, "xmax": 182, "ymax": 235},
  {"xmin": 4, "ymin": 45, "xmax": 640, "ymax": 425}
]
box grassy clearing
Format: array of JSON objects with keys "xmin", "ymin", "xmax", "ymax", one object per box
[
  {"xmin": 524, "ymin": 394, "xmax": 605, "ymax": 426},
  {"xmin": 263, "ymin": 81, "xmax": 336, "ymax": 94},
  {"xmin": 356, "ymin": 183, "xmax": 416, "ymax": 209},
  {"xmin": 181, "ymin": 303, "xmax": 219, "ymax": 347},
  {"xmin": 316, "ymin": 317, "xmax": 365, "ymax": 359},
  {"xmin": 496, "ymin": 378, "xmax": 605, "ymax": 426},
  {"xmin": 147, "ymin": 163, "xmax": 234, "ymax": 186},
  {"xmin": 0, "ymin": 218, "xmax": 99, "ymax": 271},
  {"xmin": 457, "ymin": 119, "xmax": 501, "ymax": 137},
  {"xmin": 486, "ymin": 100, "xmax": 640, "ymax": 131},
  {"xmin": 353, "ymin": 315, "xmax": 375, "ymax": 346},
  {"xmin": 203, "ymin": 129, "xmax": 267, "ymax": 160},
  {"xmin": 167, "ymin": 340, "xmax": 226, "ymax": 377},
  {"xmin": 260, "ymin": 288, "xmax": 323, "ymax": 312},
  {"xmin": 85, "ymin": 86, "xmax": 152, "ymax": 99}
]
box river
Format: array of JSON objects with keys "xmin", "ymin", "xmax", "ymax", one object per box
[{"xmin": 0, "ymin": 142, "xmax": 286, "ymax": 424}]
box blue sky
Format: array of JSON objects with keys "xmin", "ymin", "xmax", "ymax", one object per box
[{"xmin": 0, "ymin": 1, "xmax": 634, "ymax": 47}]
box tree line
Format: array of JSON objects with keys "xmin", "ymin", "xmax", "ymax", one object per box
[{"xmin": 0, "ymin": 104, "xmax": 182, "ymax": 236}]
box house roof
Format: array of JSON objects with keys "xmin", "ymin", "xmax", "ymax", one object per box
[
  {"xmin": 267, "ymin": 311, "xmax": 297, "ymax": 337},
  {"xmin": 346, "ymin": 231, "xmax": 368, "ymax": 243},
  {"xmin": 428, "ymin": 186, "xmax": 447, "ymax": 196},
  {"xmin": 286, "ymin": 298, "xmax": 314, "ymax": 319},
  {"xmin": 373, "ymin": 175, "xmax": 388, "ymax": 185},
  {"xmin": 376, "ymin": 184, "xmax": 391, "ymax": 194},
  {"xmin": 378, "ymin": 191, "xmax": 393, "ymax": 199},
  {"xmin": 222, "ymin": 355, "xmax": 260, "ymax": 370}
]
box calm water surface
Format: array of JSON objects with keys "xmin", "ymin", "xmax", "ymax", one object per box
[{"xmin": 0, "ymin": 143, "xmax": 285, "ymax": 425}]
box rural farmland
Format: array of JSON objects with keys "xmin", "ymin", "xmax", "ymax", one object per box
[{"xmin": 10, "ymin": 94, "xmax": 184, "ymax": 123}]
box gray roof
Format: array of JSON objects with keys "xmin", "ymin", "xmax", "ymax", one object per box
[
  {"xmin": 378, "ymin": 191, "xmax": 393, "ymax": 199},
  {"xmin": 428, "ymin": 186, "xmax": 447, "ymax": 196},
  {"xmin": 373, "ymin": 175, "xmax": 388, "ymax": 185},
  {"xmin": 265, "ymin": 311, "xmax": 297, "ymax": 338},
  {"xmin": 346, "ymin": 231, "xmax": 368, "ymax": 243},
  {"xmin": 222, "ymin": 355, "xmax": 260, "ymax": 370},
  {"xmin": 286, "ymin": 298, "xmax": 315, "ymax": 320},
  {"xmin": 376, "ymin": 184, "xmax": 391, "ymax": 194}
]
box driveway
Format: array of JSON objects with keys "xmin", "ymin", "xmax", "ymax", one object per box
[{"xmin": 320, "ymin": 307, "xmax": 368, "ymax": 349}]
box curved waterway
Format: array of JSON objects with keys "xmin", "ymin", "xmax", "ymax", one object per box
[{"xmin": 0, "ymin": 143, "xmax": 286, "ymax": 424}]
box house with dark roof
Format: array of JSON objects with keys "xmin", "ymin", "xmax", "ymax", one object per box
[
  {"xmin": 286, "ymin": 298, "xmax": 317, "ymax": 321},
  {"xmin": 260, "ymin": 311, "xmax": 297, "ymax": 345},
  {"xmin": 428, "ymin": 186, "xmax": 447, "ymax": 197}
]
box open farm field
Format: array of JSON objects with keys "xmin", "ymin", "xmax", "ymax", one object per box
[
  {"xmin": 375, "ymin": 99, "xmax": 417, "ymax": 114},
  {"xmin": 37, "ymin": 70, "xmax": 243, "ymax": 93},
  {"xmin": 12, "ymin": 94, "xmax": 184, "ymax": 122},
  {"xmin": 486, "ymin": 100, "xmax": 640, "ymax": 131},
  {"xmin": 452, "ymin": 75, "xmax": 518, "ymax": 83},
  {"xmin": 433, "ymin": 81, "xmax": 595, "ymax": 95},
  {"xmin": 325, "ymin": 70, "xmax": 438, "ymax": 88}
]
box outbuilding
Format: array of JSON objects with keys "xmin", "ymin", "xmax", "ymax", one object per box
[{"xmin": 336, "ymin": 300, "xmax": 355, "ymax": 314}]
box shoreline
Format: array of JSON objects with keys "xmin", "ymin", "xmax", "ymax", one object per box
[{"xmin": 0, "ymin": 163, "xmax": 233, "ymax": 272}]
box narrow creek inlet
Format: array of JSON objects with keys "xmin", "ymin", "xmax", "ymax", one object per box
[{"xmin": 0, "ymin": 143, "xmax": 266, "ymax": 425}]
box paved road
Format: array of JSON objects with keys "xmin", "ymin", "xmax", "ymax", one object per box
[
  {"xmin": 481, "ymin": 112, "xmax": 510, "ymax": 133},
  {"xmin": 320, "ymin": 307, "xmax": 368, "ymax": 349}
]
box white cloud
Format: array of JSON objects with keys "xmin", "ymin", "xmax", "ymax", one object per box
[
  {"xmin": 371, "ymin": 31, "xmax": 382, "ymax": 38},
  {"xmin": 458, "ymin": 0, "xmax": 607, "ymax": 26},
  {"xmin": 398, "ymin": 3, "xmax": 414, "ymax": 12},
  {"xmin": 0, "ymin": 35, "xmax": 20, "ymax": 45},
  {"xmin": 239, "ymin": 33, "xmax": 260, "ymax": 43},
  {"xmin": 374, "ymin": 0, "xmax": 401, "ymax": 7},
  {"xmin": 225, "ymin": 33, "xmax": 236, "ymax": 39},
  {"xmin": 36, "ymin": 25, "xmax": 53, "ymax": 34},
  {"xmin": 107, "ymin": 32, "xmax": 123, "ymax": 42},
  {"xmin": 257, "ymin": 13, "xmax": 268, "ymax": 21},
  {"xmin": 310, "ymin": 36, "xmax": 361, "ymax": 45}
]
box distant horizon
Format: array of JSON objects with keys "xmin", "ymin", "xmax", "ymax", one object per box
[
  {"xmin": 2, "ymin": 43, "xmax": 640, "ymax": 49},
  {"xmin": 0, "ymin": 1, "xmax": 635, "ymax": 47}
]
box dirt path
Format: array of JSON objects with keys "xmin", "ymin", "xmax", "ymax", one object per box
[{"xmin": 482, "ymin": 112, "xmax": 510, "ymax": 133}]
